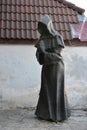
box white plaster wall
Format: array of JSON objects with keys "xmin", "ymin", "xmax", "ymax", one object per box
[
  {"xmin": 0, "ymin": 45, "xmax": 41, "ymax": 109},
  {"xmin": 0, "ymin": 45, "xmax": 87, "ymax": 109},
  {"xmin": 63, "ymin": 47, "xmax": 87, "ymax": 109}
]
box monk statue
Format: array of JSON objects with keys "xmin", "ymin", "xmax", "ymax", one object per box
[{"xmin": 35, "ymin": 15, "xmax": 70, "ymax": 122}]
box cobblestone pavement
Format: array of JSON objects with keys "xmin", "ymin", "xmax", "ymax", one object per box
[{"xmin": 0, "ymin": 108, "xmax": 87, "ymax": 130}]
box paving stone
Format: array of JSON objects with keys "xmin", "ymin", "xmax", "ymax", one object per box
[{"xmin": 0, "ymin": 109, "xmax": 87, "ymax": 130}]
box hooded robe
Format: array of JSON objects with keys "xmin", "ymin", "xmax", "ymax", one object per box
[{"xmin": 35, "ymin": 15, "xmax": 70, "ymax": 121}]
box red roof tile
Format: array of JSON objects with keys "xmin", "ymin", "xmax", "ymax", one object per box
[
  {"xmin": 71, "ymin": 21, "xmax": 87, "ymax": 41},
  {"xmin": 80, "ymin": 22, "xmax": 87, "ymax": 41},
  {"xmin": 0, "ymin": 0, "xmax": 85, "ymax": 40}
]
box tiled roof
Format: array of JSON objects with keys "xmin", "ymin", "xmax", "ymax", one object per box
[{"xmin": 0, "ymin": 0, "xmax": 85, "ymax": 40}]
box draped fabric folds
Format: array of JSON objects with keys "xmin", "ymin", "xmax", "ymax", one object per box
[{"xmin": 35, "ymin": 15, "xmax": 70, "ymax": 121}]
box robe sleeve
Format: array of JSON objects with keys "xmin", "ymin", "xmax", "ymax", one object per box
[
  {"xmin": 42, "ymin": 51, "xmax": 62, "ymax": 65},
  {"xmin": 36, "ymin": 49, "xmax": 62, "ymax": 65}
]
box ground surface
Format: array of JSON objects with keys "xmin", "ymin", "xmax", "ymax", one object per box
[{"xmin": 0, "ymin": 108, "xmax": 87, "ymax": 130}]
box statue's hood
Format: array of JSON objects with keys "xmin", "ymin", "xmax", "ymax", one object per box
[
  {"xmin": 38, "ymin": 15, "xmax": 58, "ymax": 37},
  {"xmin": 37, "ymin": 15, "xmax": 65, "ymax": 48}
]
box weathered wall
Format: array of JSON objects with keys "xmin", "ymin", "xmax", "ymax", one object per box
[
  {"xmin": 0, "ymin": 45, "xmax": 41, "ymax": 109},
  {"xmin": 63, "ymin": 47, "xmax": 87, "ymax": 109},
  {"xmin": 0, "ymin": 45, "xmax": 87, "ymax": 109}
]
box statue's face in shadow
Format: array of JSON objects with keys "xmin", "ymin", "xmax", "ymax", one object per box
[{"xmin": 38, "ymin": 22, "xmax": 49, "ymax": 35}]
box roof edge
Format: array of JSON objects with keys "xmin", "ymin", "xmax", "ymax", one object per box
[{"xmin": 56, "ymin": 0, "xmax": 85, "ymax": 14}]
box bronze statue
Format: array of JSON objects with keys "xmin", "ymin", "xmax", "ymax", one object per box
[{"xmin": 35, "ymin": 15, "xmax": 70, "ymax": 122}]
